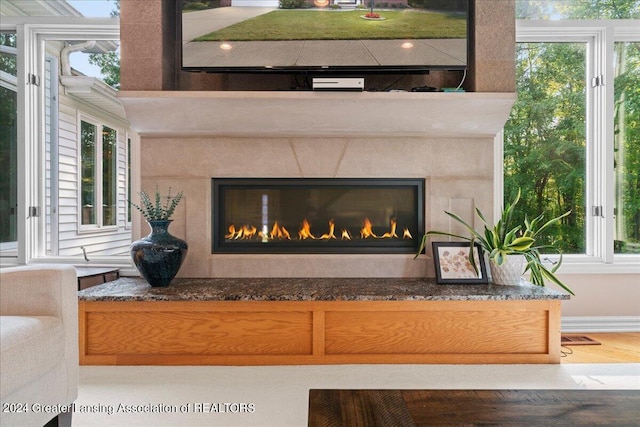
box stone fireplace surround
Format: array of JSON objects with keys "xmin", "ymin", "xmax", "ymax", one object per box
[
  {"xmin": 118, "ymin": 0, "xmax": 517, "ymax": 278},
  {"xmin": 120, "ymin": 91, "xmax": 515, "ymax": 279}
]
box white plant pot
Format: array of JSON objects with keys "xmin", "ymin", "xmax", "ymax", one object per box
[{"xmin": 489, "ymin": 255, "xmax": 525, "ymax": 286}]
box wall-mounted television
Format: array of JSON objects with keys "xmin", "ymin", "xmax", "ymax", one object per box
[{"xmin": 180, "ymin": 0, "xmax": 469, "ymax": 75}]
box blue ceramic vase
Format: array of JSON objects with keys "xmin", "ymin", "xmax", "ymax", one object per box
[{"xmin": 130, "ymin": 220, "xmax": 188, "ymax": 287}]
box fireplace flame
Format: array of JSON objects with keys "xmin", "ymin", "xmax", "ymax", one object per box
[
  {"xmin": 379, "ymin": 219, "xmax": 398, "ymax": 239},
  {"xmin": 318, "ymin": 219, "xmax": 337, "ymax": 240},
  {"xmin": 360, "ymin": 218, "xmax": 378, "ymax": 239},
  {"xmin": 226, "ymin": 218, "xmax": 413, "ymax": 242},
  {"xmin": 225, "ymin": 225, "xmax": 237, "ymax": 239},
  {"xmin": 270, "ymin": 221, "xmax": 291, "ymax": 240},
  {"xmin": 226, "ymin": 224, "xmax": 257, "ymax": 240},
  {"xmin": 298, "ymin": 219, "xmax": 316, "ymax": 240},
  {"xmin": 403, "ymin": 228, "xmax": 413, "ymax": 239}
]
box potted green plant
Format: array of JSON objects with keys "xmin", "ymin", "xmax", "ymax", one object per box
[
  {"xmin": 416, "ymin": 190, "xmax": 574, "ymax": 295},
  {"xmin": 129, "ymin": 187, "xmax": 188, "ymax": 287},
  {"xmin": 129, "ymin": 187, "xmax": 183, "ymax": 222}
]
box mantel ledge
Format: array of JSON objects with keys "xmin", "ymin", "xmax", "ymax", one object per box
[{"xmin": 118, "ymin": 91, "xmax": 516, "ymax": 138}]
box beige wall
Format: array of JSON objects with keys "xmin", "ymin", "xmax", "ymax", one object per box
[
  {"xmin": 470, "ymin": 0, "xmax": 516, "ymax": 92},
  {"xmin": 138, "ymin": 136, "xmax": 494, "ymax": 278},
  {"xmin": 557, "ymin": 274, "xmax": 640, "ymax": 317}
]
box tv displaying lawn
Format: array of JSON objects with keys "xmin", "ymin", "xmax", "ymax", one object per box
[{"xmin": 181, "ymin": 0, "xmax": 468, "ymax": 72}]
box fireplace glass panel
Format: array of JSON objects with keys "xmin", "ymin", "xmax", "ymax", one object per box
[{"xmin": 212, "ymin": 178, "xmax": 424, "ymax": 254}]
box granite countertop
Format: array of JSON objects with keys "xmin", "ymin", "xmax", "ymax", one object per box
[{"xmin": 77, "ymin": 277, "xmax": 570, "ymax": 302}]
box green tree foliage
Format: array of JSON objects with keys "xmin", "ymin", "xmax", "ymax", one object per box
[
  {"xmin": 279, "ymin": 0, "xmax": 306, "ymax": 9},
  {"xmin": 559, "ymin": 0, "xmax": 640, "ymax": 19},
  {"xmin": 505, "ymin": 42, "xmax": 586, "ymax": 253},
  {"xmin": 88, "ymin": 51, "xmax": 120, "ymax": 89},
  {"xmin": 88, "ymin": 0, "xmax": 120, "ymax": 89},
  {"xmin": 408, "ymin": 0, "xmax": 467, "ymax": 11},
  {"xmin": 517, "ymin": 0, "xmax": 640, "ymax": 19},
  {"xmin": 0, "ymin": 33, "xmax": 16, "ymax": 74},
  {"xmin": 182, "ymin": 0, "xmax": 220, "ymax": 11},
  {"xmin": 0, "ymin": 33, "xmax": 17, "ymax": 243},
  {"xmin": 614, "ymin": 41, "xmax": 640, "ymax": 252}
]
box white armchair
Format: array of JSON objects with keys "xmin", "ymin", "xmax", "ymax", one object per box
[{"xmin": 0, "ymin": 265, "xmax": 78, "ymax": 427}]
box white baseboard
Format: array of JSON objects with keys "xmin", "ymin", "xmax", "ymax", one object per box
[{"xmin": 562, "ymin": 316, "xmax": 640, "ymax": 333}]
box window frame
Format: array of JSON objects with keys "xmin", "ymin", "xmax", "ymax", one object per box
[
  {"xmin": 125, "ymin": 132, "xmax": 133, "ymax": 230},
  {"xmin": 510, "ymin": 19, "xmax": 640, "ymax": 274},
  {"xmin": 77, "ymin": 114, "xmax": 119, "ymax": 233},
  {"xmin": 0, "ymin": 37, "xmax": 18, "ymax": 256},
  {"xmin": 0, "ymin": 17, "xmax": 128, "ymax": 266}
]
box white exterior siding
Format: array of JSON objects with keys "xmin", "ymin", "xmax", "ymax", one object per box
[{"xmin": 46, "ymin": 77, "xmax": 132, "ymax": 258}]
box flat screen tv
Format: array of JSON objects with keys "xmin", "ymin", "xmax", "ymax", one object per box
[{"xmin": 180, "ymin": 0, "xmax": 469, "ymax": 74}]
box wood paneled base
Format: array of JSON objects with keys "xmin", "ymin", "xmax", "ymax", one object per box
[{"xmin": 79, "ymin": 300, "xmax": 562, "ymax": 365}]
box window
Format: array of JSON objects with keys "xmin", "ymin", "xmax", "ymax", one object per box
[
  {"xmin": 102, "ymin": 125, "xmax": 117, "ymax": 226},
  {"xmin": 1, "ymin": 16, "xmax": 129, "ymax": 265},
  {"xmin": 79, "ymin": 118, "xmax": 118, "ymax": 230},
  {"xmin": 505, "ymin": 41, "xmax": 587, "ymax": 254},
  {"xmin": 509, "ymin": 2, "xmax": 640, "ymax": 270},
  {"xmin": 613, "ymin": 41, "xmax": 640, "ymax": 254},
  {"xmin": 81, "ymin": 121, "xmax": 96, "ymax": 225},
  {"xmin": 0, "ymin": 31, "xmax": 17, "ymax": 257}
]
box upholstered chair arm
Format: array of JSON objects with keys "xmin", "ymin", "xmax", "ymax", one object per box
[
  {"xmin": 0, "ymin": 265, "xmax": 77, "ymax": 318},
  {"xmin": 0, "ymin": 265, "xmax": 79, "ymax": 405}
]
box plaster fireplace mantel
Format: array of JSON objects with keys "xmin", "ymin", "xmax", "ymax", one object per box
[
  {"xmin": 118, "ymin": 91, "xmax": 516, "ymax": 138},
  {"xmin": 123, "ymin": 90, "xmax": 515, "ymax": 279}
]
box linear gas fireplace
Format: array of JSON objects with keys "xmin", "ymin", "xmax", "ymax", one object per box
[{"xmin": 212, "ymin": 178, "xmax": 424, "ymax": 254}]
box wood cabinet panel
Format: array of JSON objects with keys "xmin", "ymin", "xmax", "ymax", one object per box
[
  {"xmin": 324, "ymin": 310, "xmax": 548, "ymax": 355},
  {"xmin": 79, "ymin": 300, "xmax": 561, "ymax": 365},
  {"xmin": 85, "ymin": 310, "xmax": 313, "ymax": 356}
]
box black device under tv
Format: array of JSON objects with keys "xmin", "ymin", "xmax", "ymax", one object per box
[{"xmin": 179, "ymin": 0, "xmax": 470, "ymax": 78}]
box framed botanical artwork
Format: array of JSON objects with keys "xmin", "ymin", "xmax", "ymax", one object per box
[{"xmin": 432, "ymin": 242, "xmax": 488, "ymax": 284}]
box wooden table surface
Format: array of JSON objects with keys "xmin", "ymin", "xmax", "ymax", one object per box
[{"xmin": 308, "ymin": 389, "xmax": 640, "ymax": 426}]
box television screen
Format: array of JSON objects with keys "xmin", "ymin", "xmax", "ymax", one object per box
[{"xmin": 180, "ymin": 0, "xmax": 469, "ymax": 73}]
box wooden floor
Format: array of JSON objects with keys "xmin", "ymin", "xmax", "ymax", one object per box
[
  {"xmin": 308, "ymin": 389, "xmax": 640, "ymax": 426},
  {"xmin": 561, "ymin": 332, "xmax": 640, "ymax": 364}
]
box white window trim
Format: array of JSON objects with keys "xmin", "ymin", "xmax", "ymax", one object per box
[
  {"xmin": 77, "ymin": 114, "xmax": 119, "ymax": 233},
  {"xmin": 0, "ymin": 17, "xmax": 127, "ymax": 266},
  {"xmin": 124, "ymin": 132, "xmax": 135, "ymax": 230},
  {"xmin": 510, "ymin": 19, "xmax": 640, "ymax": 275}
]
